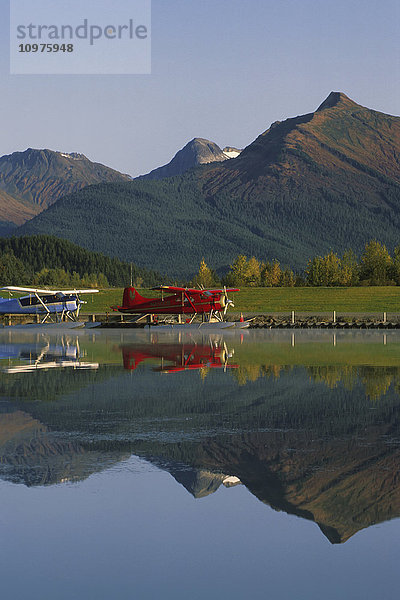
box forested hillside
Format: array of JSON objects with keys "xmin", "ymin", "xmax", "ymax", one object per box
[{"xmin": 0, "ymin": 235, "xmax": 161, "ymax": 287}]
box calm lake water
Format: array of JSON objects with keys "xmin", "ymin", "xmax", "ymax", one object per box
[{"xmin": 0, "ymin": 328, "xmax": 399, "ymax": 600}]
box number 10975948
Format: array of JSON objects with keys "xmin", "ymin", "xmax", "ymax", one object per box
[{"xmin": 18, "ymin": 43, "xmax": 74, "ymax": 53}]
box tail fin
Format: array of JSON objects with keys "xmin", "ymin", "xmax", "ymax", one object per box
[{"xmin": 122, "ymin": 286, "xmax": 146, "ymax": 308}]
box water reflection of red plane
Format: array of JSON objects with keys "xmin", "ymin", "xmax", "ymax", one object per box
[{"xmin": 121, "ymin": 341, "xmax": 237, "ymax": 373}]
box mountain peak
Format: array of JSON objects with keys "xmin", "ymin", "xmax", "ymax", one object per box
[
  {"xmin": 184, "ymin": 138, "xmax": 227, "ymax": 162},
  {"xmin": 140, "ymin": 137, "xmax": 233, "ymax": 180},
  {"xmin": 316, "ymin": 91, "xmax": 358, "ymax": 111},
  {"xmin": 189, "ymin": 137, "xmax": 213, "ymax": 145}
]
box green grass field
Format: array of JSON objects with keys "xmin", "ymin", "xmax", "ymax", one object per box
[{"xmin": 82, "ymin": 286, "xmax": 400, "ymax": 315}]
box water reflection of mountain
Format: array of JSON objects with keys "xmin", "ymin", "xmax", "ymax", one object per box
[
  {"xmin": 156, "ymin": 464, "xmax": 241, "ymax": 499},
  {"xmin": 0, "ymin": 408, "xmax": 131, "ymax": 486},
  {"xmin": 0, "ymin": 357, "xmax": 399, "ymax": 544},
  {"xmin": 160, "ymin": 428, "xmax": 400, "ymax": 544}
]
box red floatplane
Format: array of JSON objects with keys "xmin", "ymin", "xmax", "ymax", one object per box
[{"xmin": 112, "ymin": 285, "xmax": 248, "ymax": 328}]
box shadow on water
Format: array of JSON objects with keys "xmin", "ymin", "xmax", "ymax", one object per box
[{"xmin": 0, "ymin": 328, "xmax": 399, "ymax": 543}]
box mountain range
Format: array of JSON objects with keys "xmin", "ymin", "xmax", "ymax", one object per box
[
  {"xmin": 4, "ymin": 91, "xmax": 400, "ymax": 277},
  {"xmin": 0, "ymin": 148, "xmax": 131, "ymax": 233},
  {"xmin": 0, "ymin": 140, "xmax": 241, "ymax": 236}
]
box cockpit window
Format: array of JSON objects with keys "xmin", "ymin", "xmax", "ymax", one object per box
[
  {"xmin": 19, "ymin": 294, "xmax": 66, "ymax": 307},
  {"xmin": 19, "ymin": 296, "xmax": 39, "ymax": 307}
]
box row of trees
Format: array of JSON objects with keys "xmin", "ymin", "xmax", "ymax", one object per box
[
  {"xmin": 192, "ymin": 256, "xmax": 298, "ymax": 288},
  {"xmin": 1, "ymin": 237, "xmax": 399, "ymax": 289},
  {"xmin": 0, "ymin": 252, "xmax": 111, "ymax": 288},
  {"xmin": 306, "ymin": 241, "xmax": 400, "ymax": 286},
  {"xmin": 192, "ymin": 241, "xmax": 400, "ymax": 287}
]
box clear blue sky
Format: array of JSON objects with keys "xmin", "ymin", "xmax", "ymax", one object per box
[{"xmin": 1, "ymin": 0, "xmax": 399, "ymax": 176}]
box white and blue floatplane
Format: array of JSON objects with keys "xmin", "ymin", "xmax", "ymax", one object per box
[{"xmin": 0, "ymin": 286, "xmax": 99, "ymax": 324}]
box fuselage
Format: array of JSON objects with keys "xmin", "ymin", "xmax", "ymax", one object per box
[
  {"xmin": 117, "ymin": 295, "xmax": 223, "ymax": 315},
  {"xmin": 118, "ymin": 294, "xmax": 223, "ymax": 315},
  {"xmin": 0, "ymin": 293, "xmax": 78, "ymax": 315},
  {"xmin": 115, "ymin": 287, "xmax": 227, "ymax": 315}
]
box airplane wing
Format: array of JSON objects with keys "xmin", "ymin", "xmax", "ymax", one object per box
[
  {"xmin": 55, "ymin": 289, "xmax": 99, "ymax": 294},
  {"xmin": 207, "ymin": 288, "xmax": 240, "ymax": 293},
  {"xmin": 1, "ymin": 286, "xmax": 61, "ymax": 294},
  {"xmin": 0, "ymin": 286, "xmax": 99, "ymax": 294},
  {"xmin": 151, "ymin": 286, "xmax": 188, "ymax": 292},
  {"xmin": 152, "ymin": 286, "xmax": 210, "ymax": 296},
  {"xmin": 151, "ymin": 286, "xmax": 240, "ymax": 294}
]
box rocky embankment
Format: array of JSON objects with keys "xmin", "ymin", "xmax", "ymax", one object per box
[{"xmin": 249, "ymin": 316, "xmax": 400, "ymax": 329}]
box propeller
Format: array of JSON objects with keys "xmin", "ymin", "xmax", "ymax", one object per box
[
  {"xmin": 75, "ymin": 296, "xmax": 88, "ymax": 318},
  {"xmin": 63, "ymin": 290, "xmax": 86, "ymax": 320}
]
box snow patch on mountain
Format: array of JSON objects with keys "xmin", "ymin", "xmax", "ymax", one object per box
[
  {"xmin": 59, "ymin": 152, "xmax": 84, "ymax": 160},
  {"xmin": 223, "ymin": 147, "xmax": 242, "ymax": 159}
]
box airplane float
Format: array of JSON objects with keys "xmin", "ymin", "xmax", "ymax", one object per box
[
  {"xmin": 112, "ymin": 285, "xmax": 246, "ymax": 327},
  {"xmin": 0, "ymin": 286, "xmax": 99, "ymax": 323}
]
